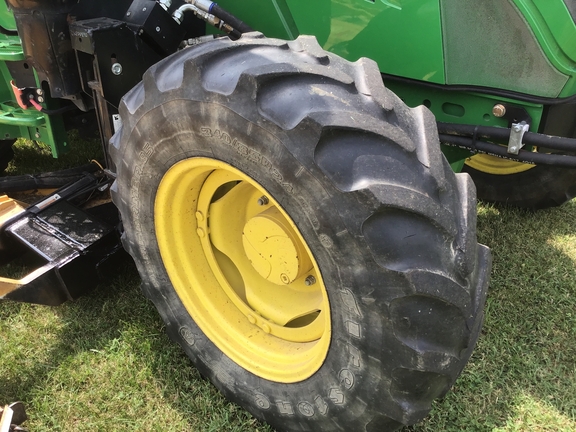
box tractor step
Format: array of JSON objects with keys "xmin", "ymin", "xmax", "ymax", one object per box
[{"xmin": 0, "ymin": 173, "xmax": 126, "ymax": 305}]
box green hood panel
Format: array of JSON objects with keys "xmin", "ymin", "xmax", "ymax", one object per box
[
  {"xmin": 286, "ymin": 0, "xmax": 446, "ymax": 84},
  {"xmin": 216, "ymin": 0, "xmax": 576, "ymax": 98}
]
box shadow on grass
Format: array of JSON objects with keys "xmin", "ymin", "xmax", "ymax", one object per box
[
  {"xmin": 0, "ymin": 262, "xmax": 271, "ymax": 431},
  {"xmin": 6, "ymin": 132, "xmax": 101, "ymax": 176},
  {"xmin": 408, "ymin": 201, "xmax": 576, "ymax": 431}
]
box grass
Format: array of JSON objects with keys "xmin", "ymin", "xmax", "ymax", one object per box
[{"xmin": 2, "ymin": 139, "xmax": 576, "ymax": 431}]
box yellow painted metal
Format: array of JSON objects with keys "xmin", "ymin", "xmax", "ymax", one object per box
[
  {"xmin": 0, "ymin": 195, "xmax": 30, "ymax": 298},
  {"xmin": 0, "ymin": 194, "xmax": 25, "ymax": 222},
  {"xmin": 465, "ymin": 154, "xmax": 535, "ymax": 174},
  {"xmin": 155, "ymin": 158, "xmax": 331, "ymax": 382},
  {"xmin": 0, "ymin": 404, "xmax": 14, "ymax": 432}
]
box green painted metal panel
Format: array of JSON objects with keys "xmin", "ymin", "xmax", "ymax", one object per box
[
  {"xmin": 285, "ymin": 0, "xmax": 446, "ymax": 83},
  {"xmin": 0, "ymin": 34, "xmax": 23, "ymax": 61},
  {"xmin": 0, "ymin": 2, "xmax": 16, "ymax": 32},
  {"xmin": 200, "ymin": 0, "xmax": 576, "ymax": 99},
  {"xmin": 385, "ymin": 79, "xmax": 544, "ymax": 171},
  {"xmin": 512, "ymin": 0, "xmax": 576, "ymax": 97},
  {"xmin": 216, "ymin": 0, "xmax": 446, "ymax": 83}
]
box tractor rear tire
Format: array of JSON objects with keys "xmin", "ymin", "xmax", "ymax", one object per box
[
  {"xmin": 110, "ymin": 33, "xmax": 491, "ymax": 431},
  {"xmin": 463, "ymin": 162, "xmax": 576, "ymax": 209}
]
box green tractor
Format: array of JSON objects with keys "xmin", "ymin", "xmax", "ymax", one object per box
[{"xmin": 0, "ymin": 0, "xmax": 575, "ymax": 430}]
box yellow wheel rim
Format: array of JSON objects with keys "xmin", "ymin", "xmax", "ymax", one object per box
[
  {"xmin": 155, "ymin": 158, "xmax": 331, "ymax": 382},
  {"xmin": 465, "ymin": 154, "xmax": 535, "ymax": 175}
]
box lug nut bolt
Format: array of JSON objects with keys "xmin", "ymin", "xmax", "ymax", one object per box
[
  {"xmin": 492, "ymin": 104, "xmax": 506, "ymax": 118},
  {"xmin": 257, "ymin": 196, "xmax": 269, "ymax": 206},
  {"xmin": 305, "ymin": 275, "xmax": 316, "ymax": 286}
]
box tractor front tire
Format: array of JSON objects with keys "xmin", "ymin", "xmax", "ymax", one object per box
[{"xmin": 110, "ymin": 33, "xmax": 491, "ymax": 431}]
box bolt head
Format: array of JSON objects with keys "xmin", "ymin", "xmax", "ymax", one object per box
[
  {"xmin": 111, "ymin": 63, "xmax": 123, "ymax": 75},
  {"xmin": 492, "ymin": 104, "xmax": 506, "ymax": 118},
  {"xmin": 257, "ymin": 196, "xmax": 269, "ymax": 206},
  {"xmin": 510, "ymin": 146, "xmax": 517, "ymax": 152},
  {"xmin": 156, "ymin": 26, "xmax": 161, "ymax": 32},
  {"xmin": 305, "ymin": 275, "xmax": 316, "ymax": 286},
  {"xmin": 513, "ymin": 124, "xmax": 522, "ymax": 133},
  {"xmin": 37, "ymin": 96, "xmax": 44, "ymax": 103},
  {"xmin": 34, "ymin": 132, "xmax": 40, "ymax": 139}
]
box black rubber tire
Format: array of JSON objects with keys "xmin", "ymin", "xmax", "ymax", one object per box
[
  {"xmin": 0, "ymin": 139, "xmax": 15, "ymax": 173},
  {"xmin": 463, "ymin": 163, "xmax": 576, "ymax": 209},
  {"xmin": 110, "ymin": 33, "xmax": 491, "ymax": 431}
]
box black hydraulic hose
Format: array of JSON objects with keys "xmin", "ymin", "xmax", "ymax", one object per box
[
  {"xmin": 209, "ymin": 4, "xmax": 253, "ymax": 34},
  {"xmin": 439, "ymin": 134, "xmax": 576, "ymax": 168},
  {"xmin": 437, "ymin": 122, "xmax": 576, "ymax": 153},
  {"xmin": 0, "ymin": 163, "xmax": 100, "ymax": 193},
  {"xmin": 39, "ymin": 104, "xmax": 78, "ymax": 116}
]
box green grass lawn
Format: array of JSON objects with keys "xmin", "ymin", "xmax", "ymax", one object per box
[{"xmin": 2, "ymin": 140, "xmax": 576, "ymax": 431}]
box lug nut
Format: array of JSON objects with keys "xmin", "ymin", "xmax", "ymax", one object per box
[
  {"xmin": 305, "ymin": 275, "xmax": 316, "ymax": 286},
  {"xmin": 257, "ymin": 196, "xmax": 269, "ymax": 206}
]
